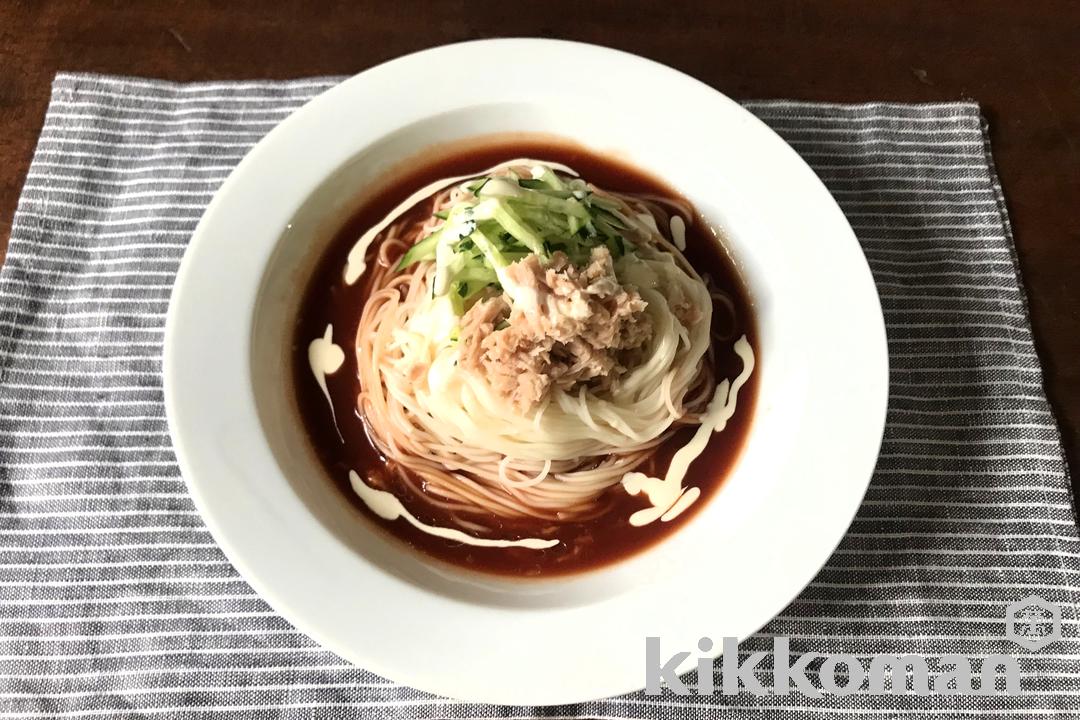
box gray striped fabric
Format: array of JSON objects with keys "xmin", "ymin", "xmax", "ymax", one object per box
[{"xmin": 1, "ymin": 73, "xmax": 1078, "ymax": 718}]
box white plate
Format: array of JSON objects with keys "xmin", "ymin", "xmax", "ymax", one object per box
[{"xmin": 164, "ymin": 39, "xmax": 888, "ymax": 705}]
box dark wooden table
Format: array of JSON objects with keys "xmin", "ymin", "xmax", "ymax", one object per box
[{"xmin": 2, "ymin": 1, "xmax": 1078, "ymax": 504}]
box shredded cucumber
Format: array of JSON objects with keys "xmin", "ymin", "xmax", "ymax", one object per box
[
  {"xmin": 396, "ymin": 231, "xmax": 440, "ymax": 270},
  {"xmin": 397, "ymin": 162, "xmax": 634, "ymax": 314}
]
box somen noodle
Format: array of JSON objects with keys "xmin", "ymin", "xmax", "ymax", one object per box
[{"xmin": 346, "ymin": 160, "xmax": 744, "ymax": 528}]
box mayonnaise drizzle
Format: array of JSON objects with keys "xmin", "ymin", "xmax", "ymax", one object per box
[
  {"xmin": 670, "ymin": 214, "xmax": 687, "ymax": 251},
  {"xmin": 621, "ymin": 335, "xmax": 755, "ymax": 526},
  {"xmin": 308, "ymin": 324, "xmax": 345, "ymax": 440},
  {"xmin": 344, "ymin": 158, "xmax": 579, "ymax": 285},
  {"xmin": 348, "ymin": 471, "xmax": 559, "ymax": 550}
]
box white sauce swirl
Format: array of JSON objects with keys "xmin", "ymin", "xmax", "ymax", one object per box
[
  {"xmin": 670, "ymin": 214, "xmax": 687, "ymax": 251},
  {"xmin": 349, "ymin": 471, "xmax": 559, "ymax": 550},
  {"xmin": 621, "ymin": 335, "xmax": 755, "ymax": 526},
  {"xmin": 308, "ymin": 324, "xmax": 345, "ymax": 439}
]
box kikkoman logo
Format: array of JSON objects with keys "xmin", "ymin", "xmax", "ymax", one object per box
[
  {"xmin": 1005, "ymin": 595, "xmax": 1061, "ymax": 651},
  {"xmin": 646, "ymin": 595, "xmax": 1062, "ymax": 697}
]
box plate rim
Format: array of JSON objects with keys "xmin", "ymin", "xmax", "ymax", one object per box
[{"xmin": 164, "ymin": 37, "xmax": 889, "ymax": 705}]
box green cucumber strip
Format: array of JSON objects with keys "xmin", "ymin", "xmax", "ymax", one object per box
[
  {"xmin": 468, "ymin": 178, "xmax": 490, "ymax": 196},
  {"xmin": 484, "ymin": 201, "xmax": 547, "ymax": 256},
  {"xmin": 468, "ymin": 227, "xmax": 510, "ymax": 269},
  {"xmin": 396, "ymin": 230, "xmax": 441, "ymax": 269},
  {"xmin": 535, "ymin": 167, "xmax": 567, "ymax": 191}
]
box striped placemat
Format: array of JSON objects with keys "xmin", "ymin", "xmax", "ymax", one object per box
[{"xmin": 0, "ymin": 74, "xmax": 1077, "ymax": 718}]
